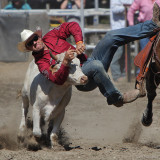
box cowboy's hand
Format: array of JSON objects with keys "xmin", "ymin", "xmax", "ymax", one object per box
[
  {"xmin": 76, "ymin": 42, "xmax": 86, "ymax": 55},
  {"xmin": 62, "ymin": 47, "xmax": 76, "ymax": 66}
]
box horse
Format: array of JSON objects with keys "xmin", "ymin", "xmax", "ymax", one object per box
[{"xmin": 134, "ymin": 32, "xmax": 160, "ymax": 126}]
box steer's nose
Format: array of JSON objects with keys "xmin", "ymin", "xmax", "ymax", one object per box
[{"xmin": 80, "ymin": 75, "xmax": 88, "ymax": 84}]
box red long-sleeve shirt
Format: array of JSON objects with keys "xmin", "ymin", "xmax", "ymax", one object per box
[{"xmin": 32, "ymin": 22, "xmax": 87, "ymax": 85}]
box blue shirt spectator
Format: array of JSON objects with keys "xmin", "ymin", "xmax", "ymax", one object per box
[{"xmin": 4, "ymin": 0, "xmax": 31, "ymax": 10}]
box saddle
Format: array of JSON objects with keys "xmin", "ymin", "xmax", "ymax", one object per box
[{"xmin": 134, "ymin": 32, "xmax": 160, "ymax": 96}]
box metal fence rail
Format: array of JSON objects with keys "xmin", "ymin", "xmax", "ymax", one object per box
[{"xmin": 0, "ymin": 8, "xmax": 111, "ymax": 49}]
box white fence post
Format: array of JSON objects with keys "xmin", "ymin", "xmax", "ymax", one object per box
[
  {"xmin": 80, "ymin": 0, "xmax": 84, "ymax": 40},
  {"xmin": 94, "ymin": 0, "xmax": 99, "ymax": 25}
]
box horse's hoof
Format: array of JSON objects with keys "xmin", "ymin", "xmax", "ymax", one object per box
[{"xmin": 141, "ymin": 113, "xmax": 153, "ymax": 127}]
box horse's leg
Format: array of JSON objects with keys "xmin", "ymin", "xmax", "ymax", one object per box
[{"xmin": 141, "ymin": 64, "xmax": 160, "ymax": 126}]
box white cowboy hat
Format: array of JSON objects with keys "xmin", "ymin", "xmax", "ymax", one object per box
[{"xmin": 17, "ymin": 27, "xmax": 42, "ymax": 53}]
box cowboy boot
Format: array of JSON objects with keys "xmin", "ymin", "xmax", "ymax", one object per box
[
  {"xmin": 113, "ymin": 89, "xmax": 140, "ymax": 107},
  {"xmin": 122, "ymin": 89, "xmax": 140, "ymax": 104},
  {"xmin": 136, "ymin": 80, "xmax": 146, "ymax": 97},
  {"xmin": 152, "ymin": 2, "xmax": 160, "ymax": 27},
  {"xmin": 139, "ymin": 80, "xmax": 146, "ymax": 97}
]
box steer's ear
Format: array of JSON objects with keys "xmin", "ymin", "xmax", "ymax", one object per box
[{"xmin": 49, "ymin": 65, "xmax": 58, "ymax": 74}]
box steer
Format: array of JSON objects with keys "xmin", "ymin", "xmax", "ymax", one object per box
[{"xmin": 18, "ymin": 52, "xmax": 88, "ymax": 150}]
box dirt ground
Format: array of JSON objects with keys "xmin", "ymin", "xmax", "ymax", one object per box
[{"xmin": 1, "ymin": 56, "xmax": 160, "ymax": 160}]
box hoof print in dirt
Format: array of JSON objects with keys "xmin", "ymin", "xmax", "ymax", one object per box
[{"xmin": 63, "ymin": 145, "xmax": 82, "ymax": 151}]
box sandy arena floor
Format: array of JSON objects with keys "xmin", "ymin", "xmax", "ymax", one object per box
[{"xmin": 0, "ymin": 57, "xmax": 160, "ymax": 160}]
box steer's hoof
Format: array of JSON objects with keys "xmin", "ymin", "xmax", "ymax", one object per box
[
  {"xmin": 27, "ymin": 136, "xmax": 41, "ymax": 151},
  {"xmin": 17, "ymin": 131, "xmax": 25, "ymax": 143},
  {"xmin": 141, "ymin": 112, "xmax": 153, "ymax": 127},
  {"xmin": 17, "ymin": 135, "xmax": 25, "ymax": 144},
  {"xmin": 27, "ymin": 143, "xmax": 41, "ymax": 151}
]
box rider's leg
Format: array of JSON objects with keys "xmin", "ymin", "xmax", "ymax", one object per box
[
  {"xmin": 91, "ymin": 20, "xmax": 159, "ymax": 71},
  {"xmin": 76, "ymin": 59, "xmax": 139, "ymax": 106},
  {"xmin": 76, "ymin": 3, "xmax": 160, "ymax": 106},
  {"xmin": 90, "ymin": 3, "xmax": 160, "ymax": 70}
]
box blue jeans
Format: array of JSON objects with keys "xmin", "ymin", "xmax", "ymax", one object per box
[
  {"xmin": 76, "ymin": 20, "xmax": 159, "ymax": 105},
  {"xmin": 140, "ymin": 37, "xmax": 150, "ymax": 50}
]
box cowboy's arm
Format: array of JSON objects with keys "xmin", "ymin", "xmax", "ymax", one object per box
[
  {"xmin": 57, "ymin": 22, "xmax": 83, "ymax": 42},
  {"xmin": 64, "ymin": 22, "xmax": 85, "ymax": 55},
  {"xmin": 35, "ymin": 48, "xmax": 75, "ymax": 85},
  {"xmin": 38, "ymin": 61, "xmax": 69, "ymax": 85},
  {"xmin": 56, "ymin": 22, "xmax": 85, "ymax": 54}
]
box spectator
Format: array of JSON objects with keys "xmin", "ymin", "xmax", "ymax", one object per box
[
  {"xmin": 60, "ymin": 0, "xmax": 86, "ymax": 23},
  {"xmin": 127, "ymin": 0, "xmax": 160, "ymax": 51},
  {"xmin": 127, "ymin": 0, "xmax": 160, "ymax": 75},
  {"xmin": 110, "ymin": 0, "xmax": 133, "ymax": 83},
  {"xmin": 4, "ymin": 0, "xmax": 31, "ymax": 10}
]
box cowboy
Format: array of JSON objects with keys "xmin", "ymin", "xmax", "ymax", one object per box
[
  {"xmin": 18, "ymin": 24, "xmax": 86, "ymax": 85},
  {"xmin": 17, "ymin": 3, "xmax": 160, "ymax": 107}
]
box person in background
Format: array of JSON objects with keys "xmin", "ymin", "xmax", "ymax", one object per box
[
  {"xmin": 60, "ymin": 0, "xmax": 86, "ymax": 23},
  {"xmin": 4, "ymin": 0, "xmax": 31, "ymax": 10},
  {"xmin": 60, "ymin": 0, "xmax": 82, "ymax": 9},
  {"xmin": 110, "ymin": 0, "xmax": 133, "ymax": 83},
  {"xmin": 127, "ymin": 0, "xmax": 160, "ymax": 75}
]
